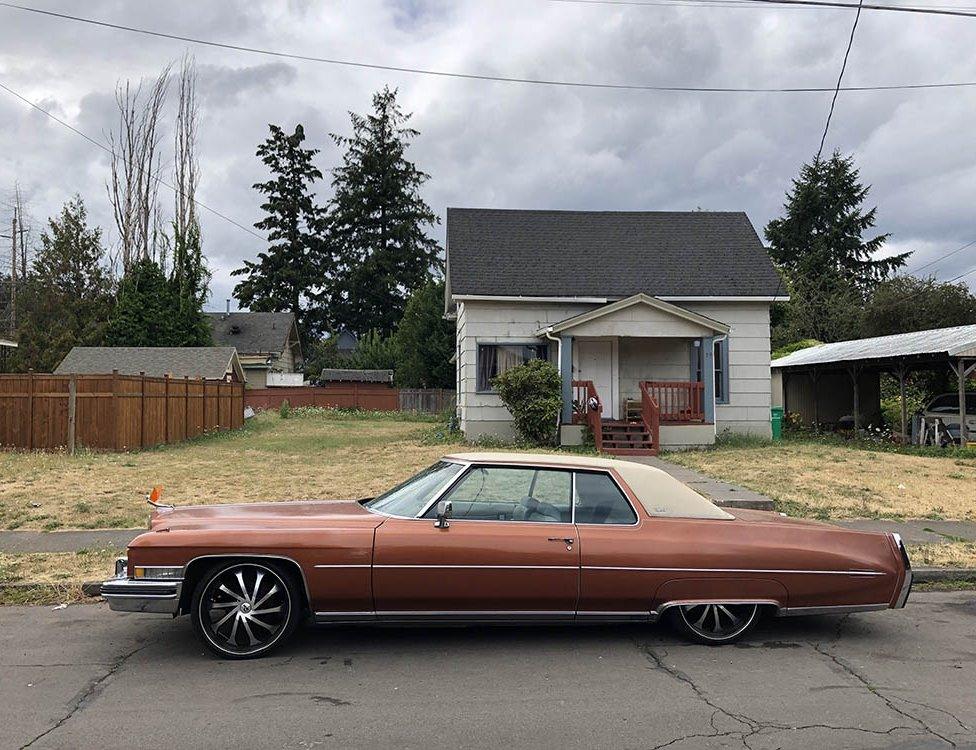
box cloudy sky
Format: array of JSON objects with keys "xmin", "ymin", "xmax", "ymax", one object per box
[{"xmin": 1, "ymin": 0, "xmax": 974, "ymax": 309}]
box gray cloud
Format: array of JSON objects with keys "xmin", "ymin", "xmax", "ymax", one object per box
[{"xmin": 1, "ymin": 0, "xmax": 974, "ymax": 310}]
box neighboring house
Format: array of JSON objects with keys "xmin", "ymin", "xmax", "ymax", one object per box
[
  {"xmin": 205, "ymin": 312, "xmax": 303, "ymax": 389},
  {"xmin": 334, "ymin": 329, "xmax": 359, "ymax": 357},
  {"xmin": 55, "ymin": 346, "xmax": 246, "ymax": 382},
  {"xmin": 0, "ymin": 338, "xmax": 16, "ymax": 373},
  {"xmin": 445, "ymin": 208, "xmax": 783, "ymax": 454}
]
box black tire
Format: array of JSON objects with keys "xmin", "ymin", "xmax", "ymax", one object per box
[
  {"xmin": 191, "ymin": 560, "xmax": 301, "ymax": 659},
  {"xmin": 669, "ymin": 602, "xmax": 760, "ymax": 645}
]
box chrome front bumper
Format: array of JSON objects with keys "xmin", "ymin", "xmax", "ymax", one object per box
[{"xmin": 101, "ymin": 558, "xmax": 182, "ymax": 615}]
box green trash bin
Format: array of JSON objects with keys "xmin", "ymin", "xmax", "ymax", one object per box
[{"xmin": 771, "ymin": 406, "xmax": 784, "ymax": 440}]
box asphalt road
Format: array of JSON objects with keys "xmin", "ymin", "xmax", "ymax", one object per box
[{"xmin": 2, "ymin": 592, "xmax": 975, "ymax": 750}]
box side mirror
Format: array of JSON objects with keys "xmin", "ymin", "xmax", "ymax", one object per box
[{"xmin": 434, "ymin": 500, "xmax": 453, "ymax": 529}]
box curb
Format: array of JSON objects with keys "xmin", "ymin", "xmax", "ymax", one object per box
[{"xmin": 914, "ymin": 567, "xmax": 976, "ymax": 583}]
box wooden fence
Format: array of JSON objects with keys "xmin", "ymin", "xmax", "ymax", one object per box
[
  {"xmin": 245, "ymin": 383, "xmax": 399, "ymax": 412},
  {"xmin": 0, "ymin": 371, "xmax": 244, "ymax": 452},
  {"xmin": 398, "ymin": 389, "xmax": 455, "ymax": 414}
]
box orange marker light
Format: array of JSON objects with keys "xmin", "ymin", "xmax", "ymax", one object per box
[{"xmin": 149, "ymin": 486, "xmax": 163, "ymax": 503}]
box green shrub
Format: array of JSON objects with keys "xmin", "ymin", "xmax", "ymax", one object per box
[
  {"xmin": 278, "ymin": 399, "xmax": 291, "ymax": 419},
  {"xmin": 492, "ymin": 359, "xmax": 562, "ymax": 446}
]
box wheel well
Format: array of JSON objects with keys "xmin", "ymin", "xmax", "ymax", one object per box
[{"xmin": 177, "ymin": 555, "xmax": 310, "ymax": 616}]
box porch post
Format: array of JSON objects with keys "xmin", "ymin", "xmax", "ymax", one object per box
[
  {"xmin": 560, "ymin": 335, "xmax": 574, "ymax": 424},
  {"xmin": 701, "ymin": 336, "xmax": 716, "ymax": 423}
]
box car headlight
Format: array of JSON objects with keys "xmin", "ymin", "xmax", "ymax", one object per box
[{"xmin": 132, "ymin": 566, "xmax": 184, "ymax": 580}]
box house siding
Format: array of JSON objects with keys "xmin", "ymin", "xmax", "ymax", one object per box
[
  {"xmin": 684, "ymin": 301, "xmax": 772, "ymax": 437},
  {"xmin": 456, "ymin": 299, "xmax": 772, "ymax": 441}
]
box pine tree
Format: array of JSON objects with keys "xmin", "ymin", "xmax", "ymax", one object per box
[
  {"xmin": 393, "ymin": 281, "xmax": 455, "ymax": 388},
  {"xmin": 328, "ymin": 87, "xmax": 441, "ymax": 337},
  {"xmin": 105, "ymin": 257, "xmax": 182, "ymax": 346},
  {"xmin": 12, "ymin": 197, "xmax": 113, "ymax": 371},
  {"xmin": 766, "ymin": 152, "xmax": 909, "ymax": 344},
  {"xmin": 766, "ymin": 152, "xmax": 907, "ymax": 293},
  {"xmin": 170, "ymin": 221, "xmax": 212, "ymax": 346},
  {"xmin": 232, "ymin": 124, "xmax": 327, "ymax": 343}
]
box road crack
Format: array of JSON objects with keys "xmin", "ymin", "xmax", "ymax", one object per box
[
  {"xmin": 810, "ymin": 642, "xmax": 958, "ymax": 747},
  {"xmin": 19, "ymin": 639, "xmax": 155, "ymax": 749}
]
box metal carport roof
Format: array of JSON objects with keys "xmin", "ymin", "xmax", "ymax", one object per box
[{"xmin": 771, "ymin": 324, "xmax": 976, "ymax": 369}]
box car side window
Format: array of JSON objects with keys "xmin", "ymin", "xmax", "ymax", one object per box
[
  {"xmin": 574, "ymin": 472, "xmax": 638, "ymax": 524},
  {"xmin": 429, "ymin": 466, "xmax": 572, "ymax": 523}
]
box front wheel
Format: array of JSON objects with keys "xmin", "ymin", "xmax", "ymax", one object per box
[
  {"xmin": 191, "ymin": 561, "xmax": 301, "ymax": 659},
  {"xmin": 670, "ymin": 602, "xmax": 760, "ymax": 645}
]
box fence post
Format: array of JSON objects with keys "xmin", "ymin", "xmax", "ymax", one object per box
[
  {"xmin": 184, "ymin": 376, "xmax": 189, "ymax": 440},
  {"xmin": 67, "ymin": 375, "xmax": 77, "ymax": 455},
  {"xmin": 26, "ymin": 369, "xmax": 34, "ymax": 450},
  {"xmin": 111, "ymin": 369, "xmax": 119, "ymax": 451},
  {"xmin": 201, "ymin": 377, "xmax": 207, "ymax": 433},
  {"xmin": 164, "ymin": 374, "xmax": 171, "ymax": 444},
  {"xmin": 139, "ymin": 372, "xmax": 146, "ymax": 449}
]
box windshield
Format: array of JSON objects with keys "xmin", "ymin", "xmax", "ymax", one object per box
[
  {"xmin": 364, "ymin": 461, "xmax": 463, "ymax": 517},
  {"xmin": 927, "ymin": 394, "xmax": 976, "ymax": 415}
]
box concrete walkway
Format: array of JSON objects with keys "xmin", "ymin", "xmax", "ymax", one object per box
[{"xmin": 624, "ymin": 455, "xmax": 776, "ymax": 510}]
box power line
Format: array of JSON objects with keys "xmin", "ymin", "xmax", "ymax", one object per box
[
  {"xmin": 903, "ymin": 238, "xmax": 976, "ymax": 275},
  {"xmin": 3, "ymin": 2, "xmax": 976, "ymax": 93},
  {"xmin": 0, "ymin": 79, "xmax": 264, "ymax": 242},
  {"xmin": 549, "ymin": 0, "xmax": 976, "ymax": 15},
  {"xmin": 816, "ymin": 0, "xmax": 864, "ymax": 161}
]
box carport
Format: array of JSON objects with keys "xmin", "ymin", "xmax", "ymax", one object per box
[
  {"xmin": 771, "ymin": 324, "xmax": 976, "ymax": 443},
  {"xmin": 0, "ymin": 338, "xmax": 15, "ymax": 373}
]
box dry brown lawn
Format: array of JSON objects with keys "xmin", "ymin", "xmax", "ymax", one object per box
[
  {"xmin": 667, "ymin": 440, "xmax": 976, "ymax": 520},
  {"xmin": 0, "ymin": 411, "xmax": 482, "ymax": 531},
  {"xmin": 907, "ymin": 542, "xmax": 976, "ymax": 568},
  {"xmin": 0, "ymin": 547, "xmax": 121, "ymax": 605}
]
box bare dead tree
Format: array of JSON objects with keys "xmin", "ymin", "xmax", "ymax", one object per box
[
  {"xmin": 107, "ymin": 65, "xmax": 171, "ymax": 271},
  {"xmin": 174, "ymin": 54, "xmax": 199, "ymax": 242}
]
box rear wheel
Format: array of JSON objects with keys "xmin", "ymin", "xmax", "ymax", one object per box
[
  {"xmin": 191, "ymin": 561, "xmax": 301, "ymax": 659},
  {"xmin": 671, "ymin": 602, "xmax": 760, "ymax": 645}
]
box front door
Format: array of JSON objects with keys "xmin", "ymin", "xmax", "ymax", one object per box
[
  {"xmin": 372, "ymin": 465, "xmax": 579, "ymax": 619},
  {"xmin": 576, "ymin": 339, "xmax": 616, "ymax": 419}
]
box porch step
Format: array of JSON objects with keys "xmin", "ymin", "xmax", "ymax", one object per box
[{"xmin": 600, "ymin": 420, "xmax": 656, "ymax": 456}]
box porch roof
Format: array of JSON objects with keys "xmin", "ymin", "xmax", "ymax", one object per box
[{"xmin": 536, "ymin": 294, "xmax": 731, "ymax": 338}]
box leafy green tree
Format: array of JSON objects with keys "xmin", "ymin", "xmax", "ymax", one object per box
[
  {"xmin": 232, "ymin": 124, "xmax": 328, "ymax": 342},
  {"xmin": 169, "ymin": 220, "xmax": 212, "ymax": 346},
  {"xmin": 328, "ymin": 87, "xmax": 441, "ymax": 337},
  {"xmin": 493, "ymin": 359, "xmax": 562, "ymax": 446},
  {"xmin": 766, "ymin": 152, "xmax": 909, "ymax": 344},
  {"xmin": 861, "ymin": 275, "xmax": 976, "ymax": 337},
  {"xmin": 12, "ymin": 197, "xmax": 113, "ymax": 371},
  {"xmin": 393, "ymin": 280, "xmax": 455, "ymax": 388},
  {"xmin": 105, "ymin": 257, "xmax": 182, "ymax": 346}
]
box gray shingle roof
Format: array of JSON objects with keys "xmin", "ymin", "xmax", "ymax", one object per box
[
  {"xmin": 205, "ymin": 312, "xmax": 296, "ymax": 355},
  {"xmin": 54, "ymin": 347, "xmax": 244, "ymax": 381},
  {"xmin": 446, "ymin": 208, "xmax": 782, "ymax": 298},
  {"xmin": 771, "ymin": 325, "xmax": 976, "ymax": 369}
]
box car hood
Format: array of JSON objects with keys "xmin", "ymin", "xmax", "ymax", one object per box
[{"xmin": 149, "ymin": 499, "xmax": 385, "ymax": 532}]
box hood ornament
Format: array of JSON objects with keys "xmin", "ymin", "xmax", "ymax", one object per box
[{"xmin": 146, "ymin": 486, "xmax": 175, "ymax": 511}]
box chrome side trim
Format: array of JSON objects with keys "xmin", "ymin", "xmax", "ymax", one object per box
[
  {"xmin": 892, "ymin": 533, "xmax": 913, "ymax": 608},
  {"xmin": 775, "ymin": 603, "xmax": 889, "ymax": 617},
  {"xmin": 582, "ymin": 566, "xmax": 886, "ymax": 576},
  {"xmin": 313, "ymin": 564, "xmax": 371, "ymax": 569},
  {"xmin": 373, "ymin": 564, "xmax": 578, "ymax": 570}
]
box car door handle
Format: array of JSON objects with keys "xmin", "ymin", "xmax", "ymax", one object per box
[{"xmin": 548, "ymin": 537, "xmax": 575, "ymax": 544}]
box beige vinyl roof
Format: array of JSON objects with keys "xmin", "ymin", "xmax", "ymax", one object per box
[{"xmin": 444, "ymin": 452, "xmax": 733, "ymax": 520}]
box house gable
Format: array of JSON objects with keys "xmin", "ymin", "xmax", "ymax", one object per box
[{"xmin": 539, "ymin": 294, "xmax": 730, "ymax": 338}]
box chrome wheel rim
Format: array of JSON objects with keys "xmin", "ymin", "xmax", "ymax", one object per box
[
  {"xmin": 679, "ymin": 603, "xmax": 758, "ymax": 641},
  {"xmin": 200, "ymin": 564, "xmax": 290, "ymax": 656}
]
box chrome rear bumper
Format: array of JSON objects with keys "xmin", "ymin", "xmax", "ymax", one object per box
[{"xmin": 892, "ymin": 533, "xmax": 912, "ymax": 608}]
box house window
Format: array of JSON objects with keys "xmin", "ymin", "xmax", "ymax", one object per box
[
  {"xmin": 692, "ymin": 339, "xmax": 730, "ymax": 404},
  {"xmin": 477, "ymin": 343, "xmax": 549, "ymax": 392}
]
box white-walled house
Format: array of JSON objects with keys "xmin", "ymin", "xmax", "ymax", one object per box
[{"xmin": 444, "ymin": 208, "xmax": 783, "ymax": 455}]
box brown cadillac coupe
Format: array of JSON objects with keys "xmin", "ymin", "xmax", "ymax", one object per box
[{"xmin": 101, "ymin": 452, "xmax": 912, "ymax": 659}]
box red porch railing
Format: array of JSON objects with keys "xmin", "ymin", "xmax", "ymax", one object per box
[
  {"xmin": 572, "ymin": 379, "xmax": 603, "ymax": 452},
  {"xmin": 642, "ymin": 381, "xmax": 705, "ymax": 423},
  {"xmin": 638, "ymin": 381, "xmax": 661, "ymax": 455}
]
